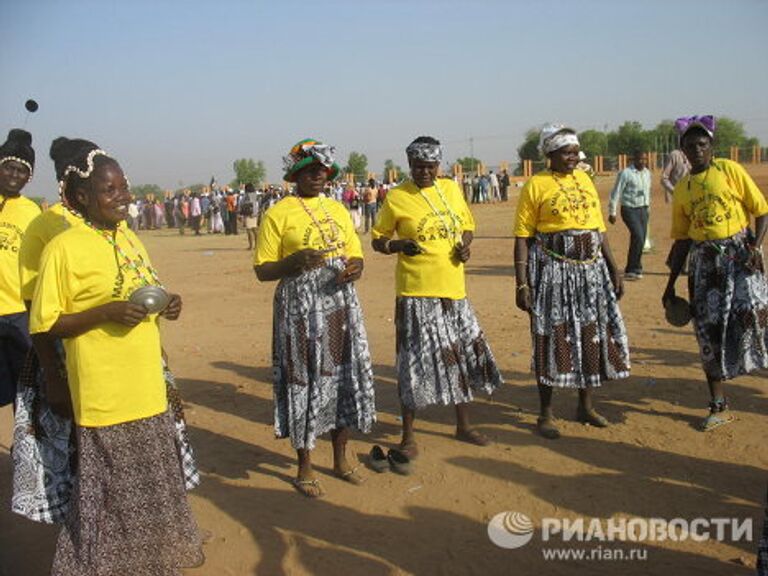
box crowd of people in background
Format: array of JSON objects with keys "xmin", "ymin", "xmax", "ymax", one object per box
[{"xmin": 2, "ymin": 117, "xmax": 767, "ymax": 573}]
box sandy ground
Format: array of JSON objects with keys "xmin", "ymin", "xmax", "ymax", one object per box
[{"xmin": 2, "ymin": 165, "xmax": 768, "ymax": 576}]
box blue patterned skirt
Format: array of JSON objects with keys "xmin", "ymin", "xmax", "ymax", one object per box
[
  {"xmin": 395, "ymin": 296, "xmax": 503, "ymax": 410},
  {"xmin": 272, "ymin": 258, "xmax": 376, "ymax": 450},
  {"xmin": 688, "ymin": 229, "xmax": 768, "ymax": 381}
]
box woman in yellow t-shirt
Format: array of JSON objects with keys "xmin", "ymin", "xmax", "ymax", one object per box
[
  {"xmin": 372, "ymin": 136, "xmax": 503, "ymax": 459},
  {"xmin": 254, "ymin": 138, "xmax": 375, "ymax": 498},
  {"xmin": 513, "ymin": 124, "xmax": 629, "ymax": 440},
  {"xmin": 0, "ymin": 128, "xmax": 39, "ymax": 406},
  {"xmin": 30, "ymin": 137, "xmax": 202, "ymax": 573},
  {"xmin": 663, "ymin": 116, "xmax": 768, "ymax": 431}
]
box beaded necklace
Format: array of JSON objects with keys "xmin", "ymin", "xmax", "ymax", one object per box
[
  {"xmin": 296, "ymin": 195, "xmax": 345, "ymax": 255},
  {"xmin": 686, "ymin": 165, "xmax": 711, "ymax": 192},
  {"xmin": 81, "ymin": 218, "xmax": 163, "ymax": 288},
  {"xmin": 417, "ymin": 180, "xmax": 462, "ymax": 245}
]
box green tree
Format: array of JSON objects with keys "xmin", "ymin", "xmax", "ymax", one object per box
[
  {"xmin": 231, "ymin": 158, "xmax": 266, "ymax": 188},
  {"xmin": 517, "ymin": 128, "xmax": 541, "ymax": 161},
  {"xmin": 131, "ymin": 184, "xmax": 163, "ymax": 198},
  {"xmin": 712, "ymin": 117, "xmax": 750, "ymax": 157},
  {"xmin": 383, "ymin": 159, "xmax": 404, "ymax": 183},
  {"xmin": 607, "ymin": 121, "xmax": 651, "ymax": 155},
  {"xmin": 345, "ymin": 151, "xmax": 368, "ymax": 182},
  {"xmin": 578, "ymin": 130, "xmax": 608, "ymax": 159},
  {"xmin": 455, "ymin": 157, "xmax": 483, "ymax": 172}
]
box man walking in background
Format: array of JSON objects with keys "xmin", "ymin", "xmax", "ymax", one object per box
[{"xmin": 608, "ymin": 150, "xmax": 652, "ymax": 280}]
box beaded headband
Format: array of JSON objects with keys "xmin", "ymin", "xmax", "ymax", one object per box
[
  {"xmin": 57, "ymin": 148, "xmax": 111, "ymax": 203},
  {"xmin": 0, "ymin": 156, "xmax": 33, "ymax": 180}
]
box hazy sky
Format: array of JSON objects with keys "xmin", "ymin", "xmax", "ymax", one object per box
[{"xmin": 2, "ymin": 0, "xmax": 767, "ymax": 199}]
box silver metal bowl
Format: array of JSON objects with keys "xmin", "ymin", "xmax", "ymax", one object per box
[{"xmin": 129, "ymin": 285, "xmax": 171, "ymax": 314}]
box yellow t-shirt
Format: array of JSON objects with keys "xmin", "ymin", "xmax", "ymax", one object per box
[
  {"xmin": 671, "ymin": 159, "xmax": 768, "ymax": 241},
  {"xmin": 29, "ymin": 225, "xmax": 166, "ymax": 427},
  {"xmin": 513, "ymin": 170, "xmax": 606, "ymax": 237},
  {"xmin": 254, "ymin": 195, "xmax": 363, "ymax": 265},
  {"xmin": 19, "ymin": 203, "xmax": 81, "ymax": 302},
  {"xmin": 0, "ymin": 195, "xmax": 40, "ymax": 314},
  {"xmin": 372, "ymin": 178, "xmax": 475, "ymax": 299}
]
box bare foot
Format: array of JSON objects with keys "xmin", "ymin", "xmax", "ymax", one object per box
[
  {"xmin": 334, "ymin": 463, "xmax": 365, "ymax": 485},
  {"xmin": 293, "ymin": 475, "xmax": 324, "ymax": 498},
  {"xmin": 399, "ymin": 439, "xmax": 419, "ymax": 460},
  {"xmin": 455, "ymin": 428, "xmax": 490, "ymax": 446}
]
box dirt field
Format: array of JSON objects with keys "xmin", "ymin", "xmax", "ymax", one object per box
[{"xmin": 2, "ymin": 165, "xmax": 767, "ymax": 576}]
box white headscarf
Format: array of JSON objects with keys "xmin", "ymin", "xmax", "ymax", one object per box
[{"xmin": 538, "ymin": 123, "xmax": 579, "ymax": 156}]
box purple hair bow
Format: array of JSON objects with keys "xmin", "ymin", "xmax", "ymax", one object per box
[{"xmin": 674, "ymin": 115, "xmax": 716, "ymax": 138}]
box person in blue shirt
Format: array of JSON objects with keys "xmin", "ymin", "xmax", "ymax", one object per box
[{"xmin": 608, "ymin": 150, "xmax": 652, "ymax": 280}]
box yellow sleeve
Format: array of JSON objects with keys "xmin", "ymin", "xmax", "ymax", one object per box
[
  {"xmin": 254, "ymin": 208, "xmax": 283, "ymax": 265},
  {"xmin": 726, "ymin": 161, "xmax": 768, "ymax": 218},
  {"xmin": 513, "ymin": 179, "xmax": 538, "ymax": 237},
  {"xmin": 670, "ymin": 182, "xmax": 690, "ymax": 239},
  {"xmin": 18, "ymin": 222, "xmax": 46, "ymax": 302},
  {"xmin": 371, "ymin": 195, "xmax": 396, "ymax": 239},
  {"xmin": 29, "ymin": 241, "xmax": 68, "ymax": 334}
]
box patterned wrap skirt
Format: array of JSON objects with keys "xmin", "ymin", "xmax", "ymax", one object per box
[
  {"xmin": 272, "ymin": 258, "xmax": 376, "ymax": 450},
  {"xmin": 395, "ymin": 296, "xmax": 503, "ymax": 410},
  {"xmin": 688, "ymin": 229, "xmax": 768, "ymax": 381},
  {"xmin": 51, "ymin": 411, "xmax": 203, "ymax": 576},
  {"xmin": 528, "ymin": 230, "xmax": 630, "ymax": 388}
]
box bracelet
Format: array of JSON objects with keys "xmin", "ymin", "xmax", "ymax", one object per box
[
  {"xmin": 384, "ymin": 239, "xmax": 393, "ymax": 254},
  {"xmin": 516, "ymin": 284, "xmax": 529, "ymax": 291},
  {"xmin": 514, "ymin": 261, "xmax": 528, "ymax": 266}
]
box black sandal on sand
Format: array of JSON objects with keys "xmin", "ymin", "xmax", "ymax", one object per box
[
  {"xmin": 369, "ymin": 445, "xmax": 389, "ymax": 473},
  {"xmin": 387, "ymin": 448, "xmax": 411, "ymax": 475},
  {"xmin": 536, "ymin": 417, "xmax": 561, "ymax": 440}
]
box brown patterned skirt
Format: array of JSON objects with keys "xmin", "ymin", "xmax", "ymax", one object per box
[
  {"xmin": 51, "ymin": 411, "xmax": 203, "ymax": 576},
  {"xmin": 528, "ymin": 230, "xmax": 630, "ymax": 388}
]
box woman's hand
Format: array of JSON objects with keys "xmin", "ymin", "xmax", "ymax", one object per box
[
  {"xmin": 338, "ymin": 258, "xmax": 364, "ymax": 284},
  {"xmin": 610, "ymin": 268, "xmax": 624, "ymax": 300},
  {"xmin": 44, "ymin": 366, "xmax": 73, "ymax": 419},
  {"xmin": 453, "ymin": 242, "xmax": 471, "ymax": 263},
  {"xmin": 515, "ymin": 285, "xmax": 531, "ymax": 312},
  {"xmin": 160, "ymin": 293, "xmax": 183, "ymax": 320},
  {"xmin": 662, "ymin": 285, "xmax": 676, "ymax": 308},
  {"xmin": 391, "ymin": 239, "xmax": 422, "ymax": 256},
  {"xmin": 103, "ymin": 301, "xmax": 150, "ymax": 327},
  {"xmin": 287, "ymin": 248, "xmax": 326, "ymax": 274}
]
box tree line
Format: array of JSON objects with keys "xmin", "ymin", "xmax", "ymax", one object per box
[{"xmin": 128, "ymin": 117, "xmax": 762, "ymax": 197}]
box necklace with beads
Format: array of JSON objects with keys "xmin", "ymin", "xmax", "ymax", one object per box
[
  {"xmin": 687, "ymin": 165, "xmax": 711, "ymax": 192},
  {"xmin": 552, "ymin": 171, "xmax": 591, "ymax": 226},
  {"xmin": 417, "ymin": 180, "xmax": 462, "ymax": 245},
  {"xmin": 296, "ymin": 195, "xmax": 345, "ymax": 255},
  {"xmin": 81, "ymin": 218, "xmax": 163, "ymax": 288}
]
